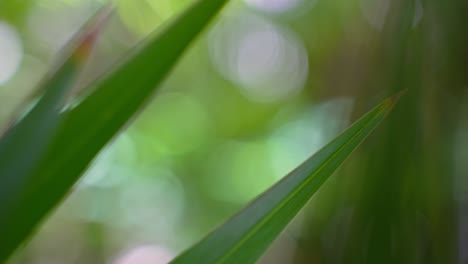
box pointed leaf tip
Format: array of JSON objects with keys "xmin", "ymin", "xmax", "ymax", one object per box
[
  {"xmin": 72, "ymin": 4, "xmax": 113, "ymax": 63},
  {"xmin": 170, "ymin": 94, "xmax": 398, "ymax": 264},
  {"xmin": 377, "ymin": 90, "xmax": 406, "ymax": 114},
  {"xmin": 387, "ymin": 89, "xmax": 406, "ymax": 108},
  {"xmin": 0, "ymin": 4, "xmax": 115, "ymax": 262},
  {"xmin": 0, "ymin": 0, "xmax": 229, "ymax": 261}
]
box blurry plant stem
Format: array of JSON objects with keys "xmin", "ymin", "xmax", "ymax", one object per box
[
  {"xmin": 340, "ymin": 0, "xmax": 461, "ymax": 263},
  {"xmin": 421, "ymin": 0, "xmax": 468, "ymax": 263}
]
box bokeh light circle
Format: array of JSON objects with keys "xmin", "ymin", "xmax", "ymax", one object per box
[
  {"xmin": 208, "ymin": 12, "xmax": 309, "ymax": 103},
  {"xmin": 243, "ymin": 0, "xmax": 317, "ymax": 15},
  {"xmin": 114, "ymin": 245, "xmax": 174, "ymax": 264},
  {"xmin": 245, "ymin": 0, "xmax": 301, "ymax": 13},
  {"xmin": 269, "ymin": 98, "xmax": 354, "ymax": 179},
  {"xmin": 136, "ymin": 92, "xmax": 214, "ymax": 157},
  {"xmin": 117, "ymin": 0, "xmax": 191, "ymax": 35},
  {"xmin": 202, "ymin": 140, "xmax": 276, "ymax": 203},
  {"xmin": 360, "ymin": 0, "xmax": 390, "ymax": 31},
  {"xmin": 0, "ymin": 22, "xmax": 23, "ymax": 85}
]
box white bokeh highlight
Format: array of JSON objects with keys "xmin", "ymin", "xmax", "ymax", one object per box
[
  {"xmin": 114, "ymin": 245, "xmax": 174, "ymax": 264},
  {"xmin": 208, "ymin": 13, "xmax": 309, "ymax": 103},
  {"xmin": 0, "ymin": 22, "xmax": 23, "ymax": 85},
  {"xmin": 269, "ymin": 98, "xmax": 354, "ymax": 179},
  {"xmin": 360, "ymin": 0, "xmax": 391, "ymax": 30},
  {"xmin": 244, "ymin": 0, "xmax": 302, "ymax": 13}
]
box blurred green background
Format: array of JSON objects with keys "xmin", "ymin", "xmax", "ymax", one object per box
[{"xmin": 0, "ymin": 0, "xmax": 467, "ymax": 263}]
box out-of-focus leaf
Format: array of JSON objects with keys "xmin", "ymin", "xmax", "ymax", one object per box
[
  {"xmin": 171, "ymin": 93, "xmax": 402, "ymax": 264},
  {"xmin": 0, "ymin": 0, "xmax": 228, "ymax": 261},
  {"xmin": 0, "ymin": 5, "xmax": 109, "ymax": 260}
]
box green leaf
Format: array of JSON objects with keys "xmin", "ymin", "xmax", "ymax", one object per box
[
  {"xmin": 0, "ymin": 5, "xmax": 107, "ymax": 225},
  {"xmin": 0, "ymin": 0, "xmax": 228, "ymax": 261},
  {"xmin": 171, "ymin": 93, "xmax": 403, "ymax": 264}
]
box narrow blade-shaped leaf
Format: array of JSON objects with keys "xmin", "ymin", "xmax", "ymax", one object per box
[
  {"xmin": 0, "ymin": 6, "xmax": 107, "ymax": 222},
  {"xmin": 0, "ymin": 6, "xmax": 108, "ymax": 260},
  {"xmin": 171, "ymin": 93, "xmax": 402, "ymax": 264},
  {"xmin": 0, "ymin": 0, "xmax": 228, "ymax": 261}
]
